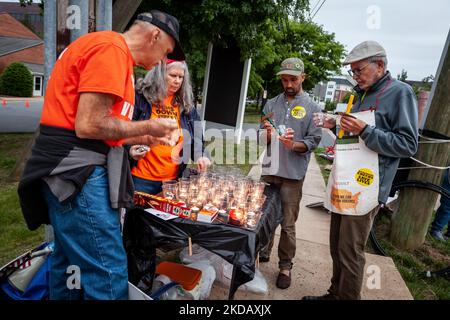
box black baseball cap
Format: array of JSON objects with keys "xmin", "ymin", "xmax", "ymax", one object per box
[{"xmin": 136, "ymin": 10, "xmax": 185, "ymax": 60}]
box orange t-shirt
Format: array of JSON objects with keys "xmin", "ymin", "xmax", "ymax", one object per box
[
  {"xmin": 132, "ymin": 96, "xmax": 184, "ymax": 181},
  {"xmin": 40, "ymin": 31, "xmax": 136, "ymax": 146}
]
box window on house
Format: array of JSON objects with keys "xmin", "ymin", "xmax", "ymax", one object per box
[{"xmin": 34, "ymin": 76, "xmax": 42, "ymax": 91}]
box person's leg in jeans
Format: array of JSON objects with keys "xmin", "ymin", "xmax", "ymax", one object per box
[
  {"xmin": 431, "ymin": 169, "xmax": 450, "ymax": 237},
  {"xmin": 42, "ymin": 184, "xmax": 82, "ymax": 300},
  {"xmin": 43, "ymin": 166, "xmax": 128, "ymax": 300},
  {"xmin": 132, "ymin": 176, "xmax": 163, "ymax": 195},
  {"xmin": 328, "ymin": 212, "xmax": 342, "ymax": 298},
  {"xmin": 277, "ymin": 178, "xmax": 303, "ymax": 271},
  {"xmin": 335, "ymin": 207, "xmax": 379, "ymax": 300}
]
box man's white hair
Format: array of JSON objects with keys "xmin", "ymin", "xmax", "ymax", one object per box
[{"xmin": 369, "ymin": 56, "xmax": 388, "ymax": 71}]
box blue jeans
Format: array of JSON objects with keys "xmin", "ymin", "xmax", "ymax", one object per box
[
  {"xmin": 431, "ymin": 169, "xmax": 450, "ymax": 236},
  {"xmin": 132, "ymin": 176, "xmax": 162, "ymax": 195},
  {"xmin": 42, "ymin": 166, "xmax": 128, "ymax": 300}
]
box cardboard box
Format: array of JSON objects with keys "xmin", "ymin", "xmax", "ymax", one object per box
[
  {"xmin": 197, "ymin": 204, "xmax": 219, "ymax": 223},
  {"xmin": 134, "ymin": 192, "xmax": 191, "ymax": 219}
]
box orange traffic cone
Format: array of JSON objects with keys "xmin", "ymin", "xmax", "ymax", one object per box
[
  {"xmin": 25, "ymin": 101, "xmax": 30, "ymax": 108},
  {"xmin": 1, "ymin": 100, "xmax": 6, "ymax": 107}
]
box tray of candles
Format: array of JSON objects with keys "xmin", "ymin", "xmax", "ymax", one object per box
[{"xmin": 133, "ymin": 173, "xmax": 267, "ymax": 230}]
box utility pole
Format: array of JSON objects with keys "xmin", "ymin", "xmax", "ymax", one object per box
[
  {"xmin": 43, "ymin": 0, "xmax": 58, "ymax": 242},
  {"xmin": 96, "ymin": 0, "xmax": 112, "ymax": 31},
  {"xmin": 112, "ymin": 0, "xmax": 142, "ymax": 32},
  {"xmin": 390, "ymin": 30, "xmax": 450, "ymax": 250},
  {"xmin": 8, "ymin": 0, "xmax": 57, "ymax": 183}
]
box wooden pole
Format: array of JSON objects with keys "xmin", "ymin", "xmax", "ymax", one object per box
[
  {"xmin": 112, "ymin": 0, "xmax": 142, "ymax": 32},
  {"xmin": 390, "ymin": 30, "xmax": 450, "ymax": 250}
]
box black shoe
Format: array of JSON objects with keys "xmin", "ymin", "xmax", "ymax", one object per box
[
  {"xmin": 276, "ymin": 271, "xmax": 291, "ymax": 289},
  {"xmin": 259, "ymin": 256, "xmax": 270, "ymax": 263},
  {"xmin": 302, "ymin": 293, "xmax": 338, "ymax": 300}
]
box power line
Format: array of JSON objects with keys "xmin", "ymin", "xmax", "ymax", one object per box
[
  {"xmin": 309, "ymin": 0, "xmax": 321, "ymax": 17},
  {"xmin": 311, "ymin": 0, "xmax": 326, "ymax": 19},
  {"xmin": 311, "ymin": 0, "xmax": 326, "ymax": 20}
]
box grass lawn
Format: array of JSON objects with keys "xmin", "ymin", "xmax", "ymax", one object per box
[
  {"xmin": 372, "ymin": 211, "xmax": 450, "ymax": 300},
  {"xmin": 243, "ymin": 103, "xmax": 262, "ymax": 124},
  {"xmin": 313, "ymin": 149, "xmax": 450, "ymax": 300},
  {"xmin": 0, "ymin": 133, "xmax": 44, "ymax": 266},
  {"xmin": 203, "ymin": 136, "xmax": 263, "ymax": 175},
  {"xmin": 313, "ymin": 147, "xmax": 331, "ymax": 183}
]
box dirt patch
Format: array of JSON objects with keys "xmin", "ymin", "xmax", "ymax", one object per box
[{"xmin": 415, "ymin": 242, "xmax": 450, "ymax": 265}]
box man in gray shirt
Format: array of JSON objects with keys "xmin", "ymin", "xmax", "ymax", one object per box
[
  {"xmin": 259, "ymin": 57, "xmax": 322, "ymax": 289},
  {"xmin": 304, "ymin": 41, "xmax": 418, "ymax": 300}
]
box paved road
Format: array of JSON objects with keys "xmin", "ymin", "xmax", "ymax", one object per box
[{"xmin": 0, "ymin": 99, "xmax": 43, "ymax": 133}]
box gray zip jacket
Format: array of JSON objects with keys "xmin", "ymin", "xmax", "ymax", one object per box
[{"xmin": 353, "ymin": 71, "xmax": 419, "ymax": 203}]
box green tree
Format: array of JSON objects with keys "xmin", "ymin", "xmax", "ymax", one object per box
[
  {"xmin": 257, "ymin": 19, "xmax": 344, "ymax": 100},
  {"xmin": 138, "ymin": 0, "xmax": 311, "ymax": 101},
  {"xmin": 19, "ymin": 0, "xmax": 43, "ymax": 14},
  {"xmin": 19, "ymin": 0, "xmax": 33, "ymax": 5},
  {"xmin": 421, "ymin": 74, "xmax": 434, "ymax": 91},
  {"xmin": 412, "ymin": 84, "xmax": 420, "ymax": 99},
  {"xmin": 133, "ymin": 66, "xmax": 147, "ymax": 82},
  {"xmin": 0, "ymin": 62, "xmax": 33, "ymax": 97},
  {"xmin": 342, "ymin": 90, "xmax": 357, "ymax": 103},
  {"xmin": 411, "ymin": 75, "xmax": 434, "ymax": 99},
  {"xmin": 324, "ymin": 99, "xmax": 337, "ymax": 112},
  {"xmin": 397, "ymin": 69, "xmax": 408, "ymax": 82}
]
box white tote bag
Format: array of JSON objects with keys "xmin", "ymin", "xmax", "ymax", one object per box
[{"xmin": 324, "ymin": 110, "xmax": 379, "ymax": 216}]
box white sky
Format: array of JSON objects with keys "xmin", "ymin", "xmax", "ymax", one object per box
[{"xmin": 312, "ymin": 0, "xmax": 450, "ymax": 80}]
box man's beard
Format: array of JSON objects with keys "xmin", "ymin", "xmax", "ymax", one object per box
[{"xmin": 284, "ymin": 88, "xmax": 297, "ymax": 96}]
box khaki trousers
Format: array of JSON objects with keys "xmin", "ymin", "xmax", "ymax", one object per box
[
  {"xmin": 260, "ymin": 175, "xmax": 304, "ymax": 270},
  {"xmin": 328, "ymin": 206, "xmax": 380, "ymax": 300}
]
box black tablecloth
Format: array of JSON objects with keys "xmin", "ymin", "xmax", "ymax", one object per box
[{"xmin": 123, "ymin": 184, "xmax": 282, "ymax": 299}]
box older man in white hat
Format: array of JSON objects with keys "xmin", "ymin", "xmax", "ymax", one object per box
[{"xmin": 303, "ymin": 41, "xmax": 419, "ymax": 300}]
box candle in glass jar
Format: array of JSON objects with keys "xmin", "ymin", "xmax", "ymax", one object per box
[
  {"xmin": 178, "ymin": 190, "xmax": 188, "ymax": 199},
  {"xmin": 229, "ymin": 208, "xmax": 244, "ymax": 226},
  {"xmin": 245, "ymin": 218, "xmax": 257, "ymax": 229},
  {"xmin": 190, "ymin": 206, "xmax": 199, "ymax": 221},
  {"xmin": 246, "ymin": 211, "xmax": 256, "ymax": 220}
]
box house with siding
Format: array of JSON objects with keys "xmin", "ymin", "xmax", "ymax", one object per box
[{"xmin": 0, "ymin": 12, "xmax": 44, "ymax": 96}]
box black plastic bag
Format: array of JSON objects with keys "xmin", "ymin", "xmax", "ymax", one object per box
[{"xmin": 123, "ymin": 209, "xmax": 157, "ymax": 294}]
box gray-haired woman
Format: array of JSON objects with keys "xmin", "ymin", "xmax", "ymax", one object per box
[{"xmin": 129, "ymin": 60, "xmax": 211, "ymax": 195}]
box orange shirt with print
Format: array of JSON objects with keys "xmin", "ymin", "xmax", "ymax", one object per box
[
  {"xmin": 40, "ymin": 31, "xmax": 136, "ymax": 146},
  {"xmin": 132, "ymin": 96, "xmax": 184, "ymax": 181}
]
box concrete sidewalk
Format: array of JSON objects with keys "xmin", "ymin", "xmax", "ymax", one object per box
[{"xmin": 209, "ymin": 154, "xmax": 413, "ymax": 300}]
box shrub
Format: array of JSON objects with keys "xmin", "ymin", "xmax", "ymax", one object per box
[
  {"xmin": 0, "ymin": 62, "xmax": 33, "ymax": 97},
  {"xmin": 324, "ymin": 99, "xmax": 337, "ymax": 112}
]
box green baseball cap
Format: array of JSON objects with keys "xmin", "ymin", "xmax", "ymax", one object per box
[{"xmin": 276, "ymin": 57, "xmax": 304, "ymax": 76}]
